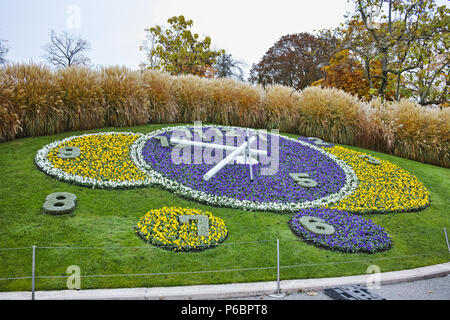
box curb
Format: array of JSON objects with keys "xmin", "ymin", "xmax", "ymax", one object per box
[{"xmin": 0, "ymin": 262, "xmax": 449, "ymax": 300}]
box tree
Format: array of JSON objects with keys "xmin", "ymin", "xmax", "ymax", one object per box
[
  {"xmin": 141, "ymin": 15, "xmax": 224, "ymax": 77},
  {"xmin": 248, "ymin": 32, "xmax": 336, "ymax": 90},
  {"xmin": 43, "ymin": 30, "xmax": 91, "ymax": 67},
  {"xmin": 312, "ymin": 49, "xmax": 397, "ymax": 100},
  {"xmin": 0, "ymin": 39, "xmax": 8, "ymax": 65},
  {"xmin": 214, "ymin": 53, "xmax": 245, "ymax": 81},
  {"xmin": 342, "ymin": 0, "xmax": 449, "ymax": 103}
]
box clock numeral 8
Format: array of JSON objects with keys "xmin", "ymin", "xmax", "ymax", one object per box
[
  {"xmin": 289, "ymin": 173, "xmax": 318, "ymax": 188},
  {"xmin": 178, "ymin": 215, "xmax": 210, "ymax": 238},
  {"xmin": 358, "ymin": 154, "xmax": 381, "ymax": 165},
  {"xmin": 299, "ymin": 216, "xmax": 335, "ymax": 235},
  {"xmin": 43, "ymin": 192, "xmax": 77, "ymax": 215}
]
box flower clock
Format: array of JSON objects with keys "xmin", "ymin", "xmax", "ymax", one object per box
[{"xmin": 35, "ymin": 125, "xmax": 431, "ymax": 253}]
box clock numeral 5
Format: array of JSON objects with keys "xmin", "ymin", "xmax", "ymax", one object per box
[{"xmin": 289, "ymin": 173, "xmax": 318, "ymax": 188}]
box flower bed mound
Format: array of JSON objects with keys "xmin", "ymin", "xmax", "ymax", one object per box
[
  {"xmin": 135, "ymin": 207, "xmax": 228, "ymax": 252},
  {"xmin": 35, "ymin": 132, "xmax": 151, "ymax": 189},
  {"xmin": 327, "ymin": 146, "xmax": 430, "ymax": 214},
  {"xmin": 289, "ymin": 208, "xmax": 392, "ymax": 253}
]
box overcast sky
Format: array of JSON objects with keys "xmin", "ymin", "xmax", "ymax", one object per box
[{"xmin": 1, "ymin": 0, "xmax": 448, "ymax": 79}]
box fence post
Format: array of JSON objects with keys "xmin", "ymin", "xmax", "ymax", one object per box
[
  {"xmin": 276, "ymin": 238, "xmax": 280, "ymax": 294},
  {"xmin": 270, "ymin": 239, "xmax": 285, "ymax": 298},
  {"xmin": 444, "ymin": 228, "xmax": 450, "ymax": 254},
  {"xmin": 31, "ymin": 245, "xmax": 36, "ymax": 300}
]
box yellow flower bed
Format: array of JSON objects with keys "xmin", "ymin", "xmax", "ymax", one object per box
[
  {"xmin": 326, "ymin": 146, "xmax": 430, "ymax": 213},
  {"xmin": 135, "ymin": 207, "xmax": 228, "ymax": 251},
  {"xmin": 47, "ymin": 133, "xmax": 148, "ymax": 183}
]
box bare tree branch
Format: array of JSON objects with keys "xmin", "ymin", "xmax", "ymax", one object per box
[
  {"xmin": 43, "ymin": 30, "xmax": 91, "ymax": 67},
  {"xmin": 0, "ymin": 39, "xmax": 9, "ymax": 65}
]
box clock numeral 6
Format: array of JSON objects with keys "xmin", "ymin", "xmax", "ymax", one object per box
[
  {"xmin": 178, "ymin": 215, "xmax": 210, "ymax": 238},
  {"xmin": 308, "ymin": 137, "xmax": 332, "ymax": 147},
  {"xmin": 299, "ymin": 216, "xmax": 335, "ymax": 235},
  {"xmin": 43, "ymin": 192, "xmax": 77, "ymax": 215},
  {"xmin": 289, "ymin": 173, "xmax": 318, "ymax": 188},
  {"xmin": 57, "ymin": 146, "xmax": 80, "ymax": 159},
  {"xmin": 358, "ymin": 154, "xmax": 381, "ymax": 165}
]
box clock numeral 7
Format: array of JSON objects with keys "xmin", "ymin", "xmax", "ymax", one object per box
[
  {"xmin": 289, "ymin": 173, "xmax": 318, "ymax": 188},
  {"xmin": 178, "ymin": 215, "xmax": 210, "ymax": 238}
]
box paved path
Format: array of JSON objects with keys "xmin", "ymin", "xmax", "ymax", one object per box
[
  {"xmin": 230, "ymin": 275, "xmax": 450, "ymax": 300},
  {"xmin": 0, "ymin": 262, "xmax": 448, "ymax": 300}
]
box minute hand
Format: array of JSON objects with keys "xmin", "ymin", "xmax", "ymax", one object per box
[
  {"xmin": 170, "ymin": 138, "xmax": 267, "ymax": 155},
  {"xmin": 203, "ymin": 136, "xmax": 257, "ymax": 181}
]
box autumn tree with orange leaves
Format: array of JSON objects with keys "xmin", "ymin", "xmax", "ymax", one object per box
[{"xmin": 312, "ymin": 49, "xmax": 396, "ymax": 101}]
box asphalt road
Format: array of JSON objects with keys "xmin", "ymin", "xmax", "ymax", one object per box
[{"xmin": 230, "ymin": 275, "xmax": 450, "ymax": 300}]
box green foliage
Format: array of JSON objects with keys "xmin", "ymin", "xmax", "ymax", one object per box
[
  {"xmin": 141, "ymin": 15, "xmax": 224, "ymax": 77},
  {"xmin": 338, "ymin": 0, "xmax": 449, "ymax": 105}
]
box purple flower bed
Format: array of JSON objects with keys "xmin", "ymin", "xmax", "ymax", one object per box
[
  {"xmin": 289, "ymin": 208, "xmax": 392, "ymax": 253},
  {"xmin": 141, "ymin": 127, "xmax": 347, "ymax": 204}
]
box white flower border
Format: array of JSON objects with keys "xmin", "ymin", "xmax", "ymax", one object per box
[
  {"xmin": 34, "ymin": 131, "xmax": 153, "ymax": 189},
  {"xmin": 131, "ymin": 125, "xmax": 359, "ymax": 213}
]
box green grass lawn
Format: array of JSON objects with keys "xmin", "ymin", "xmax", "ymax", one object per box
[{"xmin": 0, "ymin": 123, "xmax": 449, "ymax": 292}]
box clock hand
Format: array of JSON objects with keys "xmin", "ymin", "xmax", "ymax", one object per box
[
  {"xmin": 169, "ymin": 137, "xmax": 267, "ymax": 155},
  {"xmin": 203, "ymin": 136, "xmax": 257, "ymax": 181}
]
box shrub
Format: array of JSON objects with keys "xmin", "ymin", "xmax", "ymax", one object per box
[
  {"xmin": 264, "ymin": 85, "xmax": 300, "ymax": 132},
  {"xmin": 141, "ymin": 70, "xmax": 178, "ymax": 123},
  {"xmin": 390, "ymin": 99, "xmax": 450, "ymax": 167},
  {"xmin": 1, "ymin": 64, "xmax": 63, "ymax": 137},
  {"xmin": 355, "ymin": 98, "xmax": 395, "ymax": 153},
  {"xmin": 100, "ymin": 66, "xmax": 150, "ymax": 127},
  {"xmin": 296, "ymin": 86, "xmax": 361, "ymax": 145},
  {"xmin": 0, "ymin": 64, "xmax": 448, "ymax": 168},
  {"xmin": 55, "ymin": 66, "xmax": 106, "ymax": 131},
  {"xmin": 0, "ymin": 81, "xmax": 21, "ymax": 142}
]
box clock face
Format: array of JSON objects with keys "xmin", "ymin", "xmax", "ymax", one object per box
[{"xmin": 131, "ymin": 125, "xmax": 358, "ymax": 212}]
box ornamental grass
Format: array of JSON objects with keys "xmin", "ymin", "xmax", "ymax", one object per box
[
  {"xmin": 55, "ymin": 66, "xmax": 106, "ymax": 131},
  {"xmin": 264, "ymin": 85, "xmax": 301, "ymax": 132},
  {"xmin": 1, "ymin": 64, "xmax": 448, "ymax": 168},
  {"xmin": 296, "ymin": 86, "xmax": 361, "ymax": 146},
  {"xmin": 1, "ymin": 63, "xmax": 64, "ymax": 138},
  {"xmin": 100, "ymin": 66, "xmax": 151, "ymax": 128}
]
